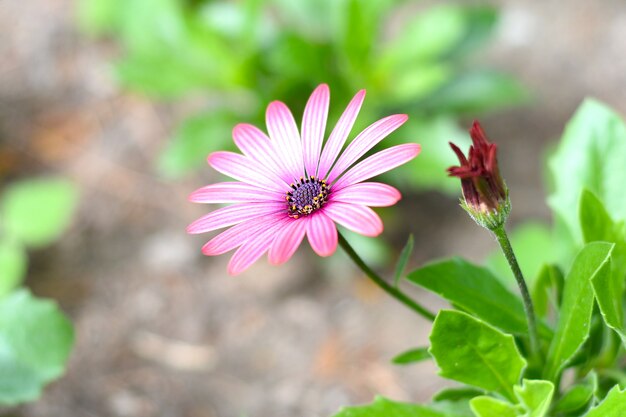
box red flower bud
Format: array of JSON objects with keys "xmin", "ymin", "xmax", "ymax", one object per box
[{"xmin": 448, "ymin": 121, "xmax": 510, "ymax": 230}]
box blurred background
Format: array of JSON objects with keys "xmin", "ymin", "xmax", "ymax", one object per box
[{"xmin": 1, "ymin": 0, "xmax": 626, "ymax": 416}]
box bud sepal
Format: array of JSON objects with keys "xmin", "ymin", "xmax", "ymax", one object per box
[{"xmin": 459, "ymin": 188, "xmax": 511, "ymax": 231}]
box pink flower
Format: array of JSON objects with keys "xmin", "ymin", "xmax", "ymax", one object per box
[{"xmin": 188, "ymin": 84, "xmax": 420, "ymax": 275}]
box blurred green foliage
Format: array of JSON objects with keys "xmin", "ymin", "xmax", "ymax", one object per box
[
  {"xmin": 0, "ymin": 178, "xmax": 77, "ymax": 404},
  {"xmin": 78, "ymin": 0, "xmax": 527, "ymax": 187}
]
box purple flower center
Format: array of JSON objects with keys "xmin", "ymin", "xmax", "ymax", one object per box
[{"xmin": 286, "ymin": 176, "xmax": 330, "ymax": 219}]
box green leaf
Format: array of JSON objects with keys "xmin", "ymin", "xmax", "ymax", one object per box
[
  {"xmin": 0, "ymin": 290, "xmax": 74, "ymax": 405},
  {"xmin": 514, "ymin": 379, "xmax": 554, "ymax": 417},
  {"xmin": 585, "ymin": 386, "xmax": 626, "ymax": 417},
  {"xmin": 0, "ymin": 241, "xmax": 27, "ymax": 298},
  {"xmin": 158, "ymin": 111, "xmax": 238, "ymax": 177},
  {"xmin": 1, "ymin": 178, "xmax": 78, "ymax": 248},
  {"xmin": 543, "ymin": 242, "xmax": 614, "ymax": 381},
  {"xmin": 531, "ymin": 264, "xmax": 563, "ymax": 319},
  {"xmin": 429, "ymin": 310, "xmax": 526, "ymax": 402},
  {"xmin": 548, "ymin": 99, "xmax": 626, "ymax": 248},
  {"xmin": 331, "ymin": 396, "xmax": 448, "ymax": 417},
  {"xmin": 580, "ymin": 189, "xmax": 622, "ymax": 244},
  {"xmin": 469, "ymin": 396, "xmax": 522, "ymax": 417},
  {"xmin": 392, "ymin": 347, "xmax": 430, "ymax": 365},
  {"xmin": 579, "ymin": 189, "xmax": 626, "ymax": 346},
  {"xmin": 485, "ymin": 222, "xmax": 555, "ymax": 289},
  {"xmin": 431, "ymin": 399, "xmax": 474, "ymax": 417},
  {"xmin": 393, "ymin": 234, "xmax": 414, "ymax": 287},
  {"xmin": 591, "ymin": 256, "xmax": 626, "ymax": 346},
  {"xmin": 434, "ymin": 387, "xmax": 484, "ymax": 402},
  {"xmin": 408, "ymin": 257, "xmax": 550, "ymax": 338},
  {"xmin": 553, "ymin": 383, "xmax": 594, "ymax": 414},
  {"xmin": 579, "ymin": 189, "xmax": 626, "ymax": 275}
]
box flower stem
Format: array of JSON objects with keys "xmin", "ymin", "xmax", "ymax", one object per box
[
  {"xmin": 493, "ymin": 225, "xmax": 539, "ymax": 355},
  {"xmin": 337, "ymin": 233, "xmax": 435, "ymax": 322}
]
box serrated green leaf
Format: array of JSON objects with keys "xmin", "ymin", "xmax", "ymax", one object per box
[
  {"xmin": 1, "ymin": 178, "xmax": 78, "ymax": 248},
  {"xmin": 393, "ymin": 234, "xmax": 413, "ymax": 287},
  {"xmin": 391, "ymin": 347, "xmax": 430, "ymax": 365},
  {"xmin": 514, "ymin": 379, "xmax": 554, "ymax": 417},
  {"xmin": 548, "ymin": 99, "xmax": 626, "ymax": 249},
  {"xmin": 544, "ymin": 242, "xmax": 614, "ymax": 381},
  {"xmin": 0, "ymin": 241, "xmax": 27, "ymax": 298},
  {"xmin": 0, "ymin": 290, "xmax": 74, "ymax": 405},
  {"xmin": 408, "ymin": 258, "xmax": 551, "ymax": 338},
  {"xmin": 429, "ymin": 310, "xmax": 526, "ymax": 401},
  {"xmin": 578, "ymin": 189, "xmax": 626, "ymax": 346},
  {"xmin": 585, "ymin": 386, "xmax": 626, "ymax": 417},
  {"xmin": 591, "ymin": 257, "xmax": 626, "ymax": 346},
  {"xmin": 469, "ymin": 396, "xmax": 522, "ymax": 417},
  {"xmin": 158, "ymin": 111, "xmax": 238, "ymax": 177},
  {"xmin": 331, "ymin": 396, "xmax": 448, "ymax": 417}
]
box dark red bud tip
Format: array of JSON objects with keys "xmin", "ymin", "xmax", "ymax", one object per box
[
  {"xmin": 449, "ymin": 142, "xmax": 469, "ymax": 167},
  {"xmin": 447, "ymin": 121, "xmax": 508, "ymax": 215}
]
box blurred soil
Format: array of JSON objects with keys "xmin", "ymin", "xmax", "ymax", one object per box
[{"xmin": 1, "ymin": 0, "xmax": 626, "ymax": 416}]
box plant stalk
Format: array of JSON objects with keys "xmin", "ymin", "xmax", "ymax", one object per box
[
  {"xmin": 493, "ymin": 225, "xmax": 540, "ymax": 355},
  {"xmin": 338, "ymin": 233, "xmax": 435, "ymax": 322}
]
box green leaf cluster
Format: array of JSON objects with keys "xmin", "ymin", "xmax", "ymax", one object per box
[
  {"xmin": 77, "ymin": 0, "xmax": 527, "ymax": 182},
  {"xmin": 330, "ymin": 100, "xmax": 626, "ymax": 416},
  {"xmin": 0, "ymin": 178, "xmax": 77, "ymax": 404}
]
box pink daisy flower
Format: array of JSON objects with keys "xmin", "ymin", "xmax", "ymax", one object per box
[{"xmin": 188, "ymin": 84, "xmax": 421, "ymax": 275}]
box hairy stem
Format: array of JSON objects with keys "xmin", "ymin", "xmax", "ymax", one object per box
[{"xmin": 493, "ymin": 225, "xmax": 540, "ymax": 355}]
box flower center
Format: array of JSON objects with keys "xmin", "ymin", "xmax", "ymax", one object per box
[{"xmin": 286, "ymin": 176, "xmax": 330, "ymax": 219}]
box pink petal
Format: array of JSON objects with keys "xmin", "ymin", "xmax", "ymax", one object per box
[
  {"xmin": 333, "ymin": 143, "xmax": 421, "ymax": 190},
  {"xmin": 327, "ymin": 114, "xmax": 408, "ymax": 183},
  {"xmin": 232, "ymin": 123, "xmax": 293, "ymax": 184},
  {"xmin": 324, "ymin": 202, "xmax": 383, "ymax": 237},
  {"xmin": 317, "ymin": 90, "xmax": 365, "ymax": 180},
  {"xmin": 189, "ymin": 182, "xmax": 283, "ymax": 204},
  {"xmin": 330, "ymin": 182, "xmax": 401, "ymax": 207},
  {"xmin": 266, "ymin": 101, "xmax": 304, "ymax": 181},
  {"xmin": 302, "ymin": 84, "xmax": 330, "ymax": 177},
  {"xmin": 208, "ymin": 151, "xmax": 288, "ymax": 192},
  {"xmin": 227, "ymin": 219, "xmax": 288, "ymax": 275},
  {"xmin": 268, "ymin": 218, "xmax": 307, "ymax": 265},
  {"xmin": 306, "ymin": 212, "xmax": 338, "ymax": 257},
  {"xmin": 187, "ymin": 202, "xmax": 285, "ymax": 234},
  {"xmin": 202, "ymin": 214, "xmax": 286, "ymax": 255}
]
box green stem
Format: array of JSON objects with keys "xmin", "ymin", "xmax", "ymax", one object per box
[
  {"xmin": 493, "ymin": 225, "xmax": 540, "ymax": 355},
  {"xmin": 338, "ymin": 233, "xmax": 435, "ymax": 322}
]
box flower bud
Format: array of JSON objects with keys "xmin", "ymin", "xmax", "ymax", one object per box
[{"xmin": 448, "ymin": 121, "xmax": 510, "ymax": 231}]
